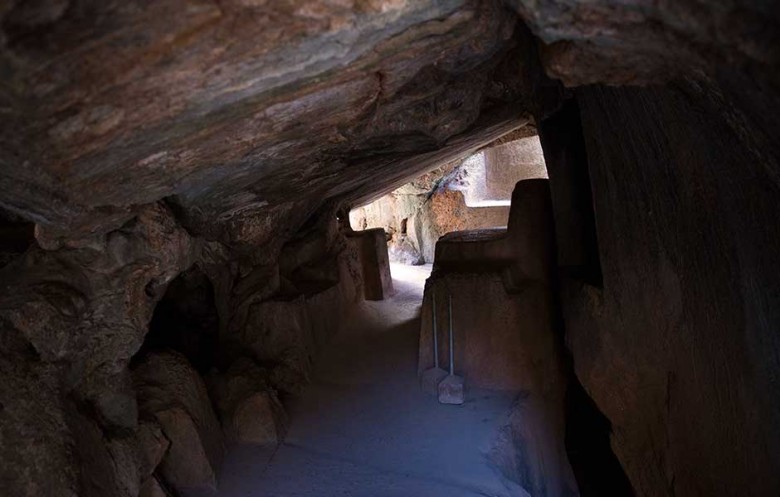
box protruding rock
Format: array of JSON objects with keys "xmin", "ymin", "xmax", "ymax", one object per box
[
  {"xmin": 133, "ymin": 351, "xmax": 225, "ymax": 496},
  {"xmin": 206, "ymin": 358, "xmax": 288, "ymax": 447},
  {"xmin": 139, "ymin": 476, "xmax": 171, "ymax": 497},
  {"xmin": 137, "ymin": 420, "xmax": 170, "ymax": 481},
  {"xmin": 154, "ymin": 407, "xmax": 218, "ymax": 494},
  {"xmin": 230, "ymin": 392, "xmax": 287, "ymax": 446},
  {"xmin": 242, "ymin": 298, "xmax": 314, "ymax": 376},
  {"xmin": 488, "ymin": 397, "xmax": 578, "ymax": 497}
]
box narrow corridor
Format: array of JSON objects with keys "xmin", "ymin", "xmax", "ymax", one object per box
[{"xmin": 217, "ymin": 264, "xmax": 520, "ymax": 497}]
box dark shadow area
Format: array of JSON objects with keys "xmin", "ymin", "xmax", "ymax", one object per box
[
  {"xmin": 538, "ymin": 98, "xmax": 603, "ymax": 287},
  {"xmin": 135, "ymin": 266, "xmax": 220, "ymax": 373},
  {"xmin": 0, "ymin": 207, "xmax": 35, "ymax": 268},
  {"xmin": 564, "ymin": 375, "xmax": 635, "ymax": 496}
]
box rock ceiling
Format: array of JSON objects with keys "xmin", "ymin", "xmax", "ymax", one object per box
[{"xmin": 0, "ymin": 0, "xmax": 777, "ymax": 247}]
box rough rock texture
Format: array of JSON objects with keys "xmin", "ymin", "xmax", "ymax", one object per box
[
  {"xmin": 206, "ymin": 357, "xmax": 288, "ymax": 447},
  {"xmin": 240, "ymin": 298, "xmax": 315, "ymax": 384},
  {"xmin": 0, "ymin": 203, "xmax": 198, "ymax": 497},
  {"xmin": 416, "ymin": 190, "xmax": 509, "ymax": 263},
  {"xmin": 506, "ymin": 0, "xmax": 780, "ymax": 88},
  {"xmin": 223, "ymin": 212, "xmax": 364, "ymax": 394},
  {"xmin": 539, "ymin": 80, "xmax": 780, "ymax": 495},
  {"xmin": 0, "ymin": 0, "xmax": 531, "ymax": 244},
  {"xmin": 133, "ymin": 351, "xmax": 225, "ymax": 496}
]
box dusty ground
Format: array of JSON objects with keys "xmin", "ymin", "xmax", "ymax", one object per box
[{"xmin": 216, "ymin": 263, "xmax": 521, "ymax": 497}]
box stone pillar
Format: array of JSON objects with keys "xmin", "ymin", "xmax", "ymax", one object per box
[
  {"xmin": 505, "ymin": 178, "xmax": 557, "ymax": 288},
  {"xmin": 347, "ymin": 228, "xmax": 393, "ymax": 300}
]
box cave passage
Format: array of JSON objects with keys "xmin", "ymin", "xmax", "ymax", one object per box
[
  {"xmin": 216, "ymin": 263, "xmax": 521, "ymax": 497},
  {"xmin": 1, "ymin": 2, "xmax": 778, "ymax": 497}
]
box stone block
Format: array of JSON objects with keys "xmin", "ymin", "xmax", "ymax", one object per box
[
  {"xmin": 420, "ymin": 367, "xmax": 448, "ymax": 396},
  {"xmin": 133, "ymin": 351, "xmax": 225, "ymax": 497},
  {"xmin": 419, "ymin": 273, "xmax": 560, "ymax": 391},
  {"xmin": 206, "ymin": 358, "xmax": 288, "ymax": 447},
  {"xmin": 347, "ymin": 228, "xmax": 393, "ymax": 300},
  {"xmin": 438, "ymin": 374, "xmax": 465, "ymax": 405}
]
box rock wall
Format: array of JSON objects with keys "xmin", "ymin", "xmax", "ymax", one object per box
[
  {"xmin": 0, "ymin": 201, "xmax": 367, "ymax": 496},
  {"xmin": 539, "ymin": 79, "xmax": 780, "ymax": 496}
]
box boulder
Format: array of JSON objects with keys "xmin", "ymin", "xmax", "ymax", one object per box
[
  {"xmin": 206, "ymin": 358, "xmax": 288, "ymax": 447},
  {"xmin": 139, "ymin": 476, "xmax": 170, "ymax": 497},
  {"xmin": 268, "ymin": 359, "xmax": 310, "ymax": 396},
  {"xmin": 136, "ymin": 420, "xmax": 170, "ymax": 481},
  {"xmin": 305, "ymin": 241, "xmax": 365, "ymax": 349},
  {"xmin": 133, "ymin": 351, "xmax": 225, "ymax": 496},
  {"xmin": 154, "ymin": 407, "xmax": 217, "ymax": 494},
  {"xmin": 488, "ymin": 396, "xmax": 578, "ymax": 497},
  {"xmin": 242, "ymin": 297, "xmax": 314, "ymax": 374}
]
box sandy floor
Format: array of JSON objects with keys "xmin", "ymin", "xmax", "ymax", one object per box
[{"xmin": 217, "ymin": 263, "xmax": 520, "ymax": 497}]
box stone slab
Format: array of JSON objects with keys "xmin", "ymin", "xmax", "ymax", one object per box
[
  {"xmin": 420, "ymin": 367, "xmax": 448, "ymax": 396},
  {"xmin": 438, "ymin": 375, "xmax": 465, "ymax": 405}
]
